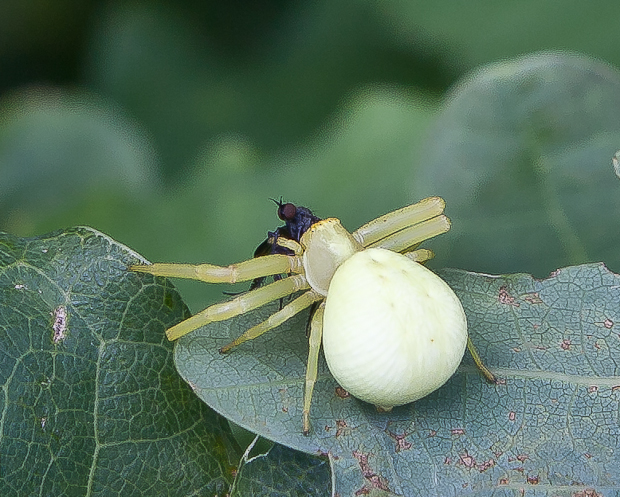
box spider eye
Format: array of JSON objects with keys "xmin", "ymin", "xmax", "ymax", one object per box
[{"xmin": 278, "ymin": 203, "xmax": 297, "ymax": 221}]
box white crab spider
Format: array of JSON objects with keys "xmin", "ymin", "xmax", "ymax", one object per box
[{"xmin": 131, "ymin": 197, "xmax": 495, "ymax": 434}]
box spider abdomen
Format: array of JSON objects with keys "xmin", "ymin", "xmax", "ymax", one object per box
[{"xmin": 322, "ymin": 248, "xmax": 467, "ymax": 410}]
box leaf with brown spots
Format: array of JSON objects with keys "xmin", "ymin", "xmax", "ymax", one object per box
[{"xmin": 175, "ymin": 262, "xmax": 620, "ymax": 496}]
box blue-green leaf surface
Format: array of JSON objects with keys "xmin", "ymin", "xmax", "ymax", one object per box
[
  {"xmin": 175, "ymin": 263, "xmax": 620, "ymax": 496},
  {"xmin": 0, "ymin": 227, "xmax": 239, "ymax": 496}
]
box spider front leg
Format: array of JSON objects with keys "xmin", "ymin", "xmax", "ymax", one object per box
[
  {"xmin": 219, "ymin": 289, "xmax": 322, "ymax": 353},
  {"xmin": 130, "ymin": 253, "xmax": 309, "ymax": 340},
  {"xmin": 353, "ymin": 196, "xmax": 448, "ymax": 248},
  {"xmin": 167, "ymin": 274, "xmax": 310, "ymax": 340},
  {"xmin": 302, "ymin": 301, "xmax": 325, "ymax": 435},
  {"xmin": 371, "ymin": 215, "xmax": 451, "ymax": 254},
  {"xmin": 130, "ymin": 253, "xmax": 302, "ymax": 284}
]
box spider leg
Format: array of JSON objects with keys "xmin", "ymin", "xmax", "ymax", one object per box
[
  {"xmin": 166, "ymin": 274, "xmax": 310, "ymax": 341},
  {"xmin": 304, "ymin": 301, "xmax": 321, "ymax": 337},
  {"xmin": 466, "ymin": 337, "xmax": 498, "ymax": 383},
  {"xmin": 353, "ymin": 196, "xmax": 446, "ymax": 247},
  {"xmin": 403, "ymin": 248, "xmax": 435, "ymax": 264},
  {"xmin": 220, "ymin": 290, "xmax": 322, "ymax": 353},
  {"xmin": 302, "ymin": 302, "xmax": 324, "ymax": 435},
  {"xmin": 275, "ymin": 237, "xmax": 303, "ymax": 255},
  {"xmin": 130, "ymin": 254, "xmax": 302, "ymax": 284},
  {"xmin": 366, "ymin": 215, "xmax": 451, "ymax": 254}
]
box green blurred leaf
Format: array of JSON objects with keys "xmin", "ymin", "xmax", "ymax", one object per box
[
  {"xmin": 416, "ymin": 52, "xmax": 620, "ymax": 277},
  {"xmin": 174, "ymin": 263, "xmax": 620, "ymax": 496},
  {"xmin": 85, "ymin": 1, "xmax": 446, "ymax": 179},
  {"xmin": 0, "ymin": 88, "xmax": 157, "ymax": 235},
  {"xmin": 0, "ymin": 227, "xmax": 239, "ymax": 495},
  {"xmin": 378, "ymin": 1, "xmax": 620, "ymax": 72},
  {"xmin": 230, "ymin": 439, "xmax": 331, "ymax": 497}
]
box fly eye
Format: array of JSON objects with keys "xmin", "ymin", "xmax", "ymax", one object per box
[{"xmin": 278, "ymin": 203, "xmax": 297, "ymax": 221}]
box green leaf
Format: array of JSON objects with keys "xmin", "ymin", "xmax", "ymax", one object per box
[
  {"xmin": 415, "ymin": 52, "xmax": 620, "ymax": 277},
  {"xmin": 175, "ymin": 263, "xmax": 620, "ymax": 496},
  {"xmin": 378, "ymin": 2, "xmax": 620, "ymax": 71},
  {"xmin": 85, "ymin": 1, "xmax": 443, "ymax": 179},
  {"xmin": 0, "ymin": 227, "xmax": 240, "ymax": 496},
  {"xmin": 0, "ymin": 89, "xmax": 157, "ymax": 234},
  {"xmin": 230, "ymin": 438, "xmax": 331, "ymax": 497}
]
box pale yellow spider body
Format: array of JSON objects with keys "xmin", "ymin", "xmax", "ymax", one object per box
[{"xmin": 131, "ymin": 197, "xmax": 494, "ymax": 434}]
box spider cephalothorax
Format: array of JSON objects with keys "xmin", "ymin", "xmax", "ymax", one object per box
[{"xmin": 130, "ymin": 197, "xmax": 495, "ymax": 434}]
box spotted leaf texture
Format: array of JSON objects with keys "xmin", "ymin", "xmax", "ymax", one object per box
[
  {"xmin": 0, "ymin": 228, "xmax": 239, "ymax": 496},
  {"xmin": 175, "ymin": 263, "xmax": 620, "ymax": 496}
]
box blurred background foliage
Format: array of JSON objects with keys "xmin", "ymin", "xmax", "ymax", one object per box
[{"xmin": 2, "ymin": 0, "xmax": 620, "ymax": 312}]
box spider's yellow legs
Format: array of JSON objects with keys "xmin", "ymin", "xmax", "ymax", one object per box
[
  {"xmin": 302, "ymin": 302, "xmax": 325, "ymax": 435},
  {"xmin": 167, "ymin": 274, "xmax": 310, "ymax": 340},
  {"xmin": 353, "ymin": 196, "xmax": 448, "ymax": 249},
  {"xmin": 370, "ymin": 214, "xmax": 451, "ymax": 254},
  {"xmin": 130, "ymin": 253, "xmax": 303, "ymax": 284},
  {"xmin": 275, "ymin": 237, "xmax": 303, "ymax": 255},
  {"xmin": 220, "ymin": 289, "xmax": 322, "ymax": 353},
  {"xmin": 404, "ymin": 248, "xmax": 435, "ymax": 263},
  {"xmin": 369, "ymin": 215, "xmax": 450, "ymax": 253},
  {"xmin": 466, "ymin": 337, "xmax": 498, "ymax": 383}
]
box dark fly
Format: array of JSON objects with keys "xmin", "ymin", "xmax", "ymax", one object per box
[{"xmin": 250, "ymin": 199, "xmax": 321, "ymax": 290}]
